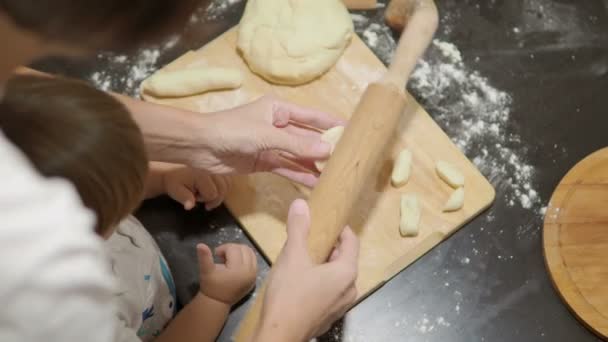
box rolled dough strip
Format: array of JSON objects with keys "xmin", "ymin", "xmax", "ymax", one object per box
[
  {"xmin": 142, "ymin": 67, "xmax": 242, "ymax": 98},
  {"xmin": 436, "ymin": 160, "xmax": 465, "ymax": 188},
  {"xmin": 391, "ymin": 149, "xmax": 412, "ymax": 187},
  {"xmin": 443, "ymin": 187, "xmax": 465, "ymax": 212},
  {"xmin": 400, "ymin": 193, "xmax": 421, "ymax": 237},
  {"xmin": 315, "ymin": 126, "xmax": 345, "ymax": 172}
]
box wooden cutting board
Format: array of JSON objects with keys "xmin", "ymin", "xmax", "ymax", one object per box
[
  {"xmin": 143, "ymin": 27, "xmax": 495, "ymax": 301},
  {"xmin": 544, "ymin": 147, "xmax": 608, "ymax": 339}
]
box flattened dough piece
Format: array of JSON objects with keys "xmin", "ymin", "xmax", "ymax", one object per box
[
  {"xmin": 436, "ymin": 160, "xmax": 465, "ymax": 188},
  {"xmin": 443, "ymin": 187, "xmax": 465, "ymax": 212},
  {"xmin": 391, "ymin": 149, "xmax": 412, "ymax": 187},
  {"xmin": 400, "ymin": 193, "xmax": 421, "ymax": 237},
  {"xmin": 315, "ymin": 126, "xmax": 345, "ymax": 172},
  {"xmin": 142, "ymin": 67, "xmax": 242, "ymax": 98},
  {"xmin": 237, "ymin": 0, "xmax": 354, "ymax": 85}
]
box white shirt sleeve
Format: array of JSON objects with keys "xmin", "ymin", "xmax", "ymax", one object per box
[{"xmin": 0, "ymin": 132, "xmax": 116, "ymax": 342}]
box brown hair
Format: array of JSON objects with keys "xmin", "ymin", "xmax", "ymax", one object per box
[
  {"xmin": 0, "ymin": 0, "xmax": 206, "ymax": 50},
  {"xmin": 0, "ymin": 75, "xmax": 148, "ymax": 235}
]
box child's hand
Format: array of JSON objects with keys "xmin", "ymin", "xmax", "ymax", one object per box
[
  {"xmin": 163, "ymin": 166, "xmax": 232, "ymax": 211},
  {"xmin": 196, "ymin": 243, "xmax": 257, "ymax": 306}
]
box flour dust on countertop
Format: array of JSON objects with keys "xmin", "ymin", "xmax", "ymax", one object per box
[
  {"xmin": 355, "ymin": 18, "xmax": 542, "ymax": 220},
  {"xmin": 192, "ymin": 0, "xmax": 243, "ymax": 22},
  {"xmin": 87, "ymin": 0, "xmax": 245, "ymax": 96},
  {"xmin": 88, "ymin": 35, "xmax": 179, "ymax": 97}
]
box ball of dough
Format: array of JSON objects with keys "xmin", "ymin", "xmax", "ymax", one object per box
[{"xmin": 237, "ymin": 0, "xmax": 354, "ymax": 85}]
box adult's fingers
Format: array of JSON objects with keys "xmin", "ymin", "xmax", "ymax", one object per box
[
  {"xmin": 272, "ymin": 168, "xmax": 318, "ymax": 188},
  {"xmin": 216, "ymin": 243, "xmax": 244, "ymax": 267},
  {"xmin": 332, "ymin": 226, "xmax": 360, "ymax": 267},
  {"xmin": 275, "ymin": 150, "xmax": 319, "ymax": 172},
  {"xmin": 266, "ymin": 129, "xmax": 331, "ymax": 161},
  {"xmin": 283, "ymin": 124, "xmax": 323, "ymax": 140},
  {"xmin": 273, "ymin": 100, "xmax": 347, "ymax": 130},
  {"xmin": 196, "ymin": 243, "xmax": 215, "ymax": 275},
  {"xmin": 284, "ymin": 199, "xmax": 312, "ymax": 259},
  {"xmin": 256, "ymin": 151, "xmax": 319, "ymax": 187}
]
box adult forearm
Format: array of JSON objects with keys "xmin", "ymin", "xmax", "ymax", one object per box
[
  {"xmin": 155, "ymin": 293, "xmax": 230, "ymax": 342},
  {"xmin": 116, "ymin": 94, "xmax": 208, "ymax": 165}
]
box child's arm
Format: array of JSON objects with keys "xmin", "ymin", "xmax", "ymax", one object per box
[
  {"xmin": 155, "ymin": 243, "xmax": 257, "ymax": 342},
  {"xmin": 154, "ymin": 293, "xmax": 230, "ymax": 342},
  {"xmin": 145, "ymin": 162, "xmax": 231, "ymax": 210}
]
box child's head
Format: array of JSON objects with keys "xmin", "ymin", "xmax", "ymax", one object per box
[{"xmin": 0, "ymin": 75, "xmax": 148, "ymax": 238}]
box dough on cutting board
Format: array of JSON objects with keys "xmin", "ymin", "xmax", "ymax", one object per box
[
  {"xmin": 391, "ymin": 149, "xmax": 412, "ymax": 187},
  {"xmin": 315, "ymin": 126, "xmax": 345, "ymax": 172},
  {"xmin": 237, "ymin": 0, "xmax": 354, "ymax": 85},
  {"xmin": 400, "ymin": 193, "xmax": 421, "ymax": 237},
  {"xmin": 142, "ymin": 67, "xmax": 242, "ymax": 98},
  {"xmin": 436, "ymin": 160, "xmax": 465, "ymax": 188},
  {"xmin": 443, "ymin": 187, "xmax": 465, "ymax": 212}
]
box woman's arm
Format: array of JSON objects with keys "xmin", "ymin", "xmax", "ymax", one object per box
[
  {"xmin": 15, "ymin": 67, "xmax": 343, "ymax": 187},
  {"xmin": 114, "ymin": 94, "xmax": 205, "ymax": 166}
]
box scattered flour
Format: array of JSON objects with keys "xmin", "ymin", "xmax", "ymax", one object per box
[
  {"xmin": 88, "ymin": 36, "xmax": 176, "ymax": 96},
  {"xmin": 358, "ymin": 22, "xmax": 397, "ymax": 64},
  {"xmin": 413, "ymin": 314, "xmax": 451, "ymax": 334},
  {"xmin": 410, "ymin": 39, "xmax": 541, "ymax": 211},
  {"xmin": 350, "ymin": 13, "xmax": 369, "ymax": 25},
  {"xmin": 362, "ymin": 26, "xmax": 379, "ymax": 47},
  {"xmin": 204, "ymin": 0, "xmax": 242, "ymax": 20}
]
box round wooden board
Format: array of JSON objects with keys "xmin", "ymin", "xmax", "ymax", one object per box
[{"xmin": 544, "ymin": 147, "xmax": 608, "ymax": 339}]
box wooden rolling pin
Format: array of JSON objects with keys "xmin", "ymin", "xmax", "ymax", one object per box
[{"xmin": 234, "ymin": 1, "xmax": 438, "ymax": 340}]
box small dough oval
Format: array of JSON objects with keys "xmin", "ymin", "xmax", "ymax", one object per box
[
  {"xmin": 443, "ymin": 187, "xmax": 465, "ymax": 212},
  {"xmin": 142, "ymin": 67, "xmax": 243, "ymax": 98},
  {"xmin": 315, "ymin": 126, "xmax": 345, "ymax": 172},
  {"xmin": 400, "ymin": 193, "xmax": 421, "ymax": 237},
  {"xmin": 436, "ymin": 160, "xmax": 465, "ymax": 188},
  {"xmin": 391, "ymin": 149, "xmax": 412, "ymax": 188}
]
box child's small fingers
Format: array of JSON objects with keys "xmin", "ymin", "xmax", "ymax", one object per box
[
  {"xmin": 210, "ymin": 176, "xmax": 231, "ymax": 209},
  {"xmin": 169, "ymin": 185, "xmax": 196, "ymax": 211},
  {"xmin": 215, "ymin": 176, "xmax": 229, "ymax": 199},
  {"xmin": 204, "ymin": 199, "xmax": 222, "ymax": 211},
  {"xmin": 245, "ymin": 246, "xmax": 257, "ymax": 272},
  {"xmin": 195, "ymin": 173, "xmax": 218, "ymax": 202},
  {"xmin": 215, "ymin": 244, "xmax": 244, "ymax": 267},
  {"xmin": 196, "ymin": 244, "xmax": 215, "ymax": 274}
]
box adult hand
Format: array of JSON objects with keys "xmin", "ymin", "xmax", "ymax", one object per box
[
  {"xmin": 254, "ymin": 199, "xmax": 359, "ymax": 341},
  {"xmin": 194, "ymin": 96, "xmax": 345, "ymax": 187}
]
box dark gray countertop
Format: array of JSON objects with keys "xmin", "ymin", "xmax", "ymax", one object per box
[{"xmin": 35, "ymin": 0, "xmax": 608, "ymax": 341}]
